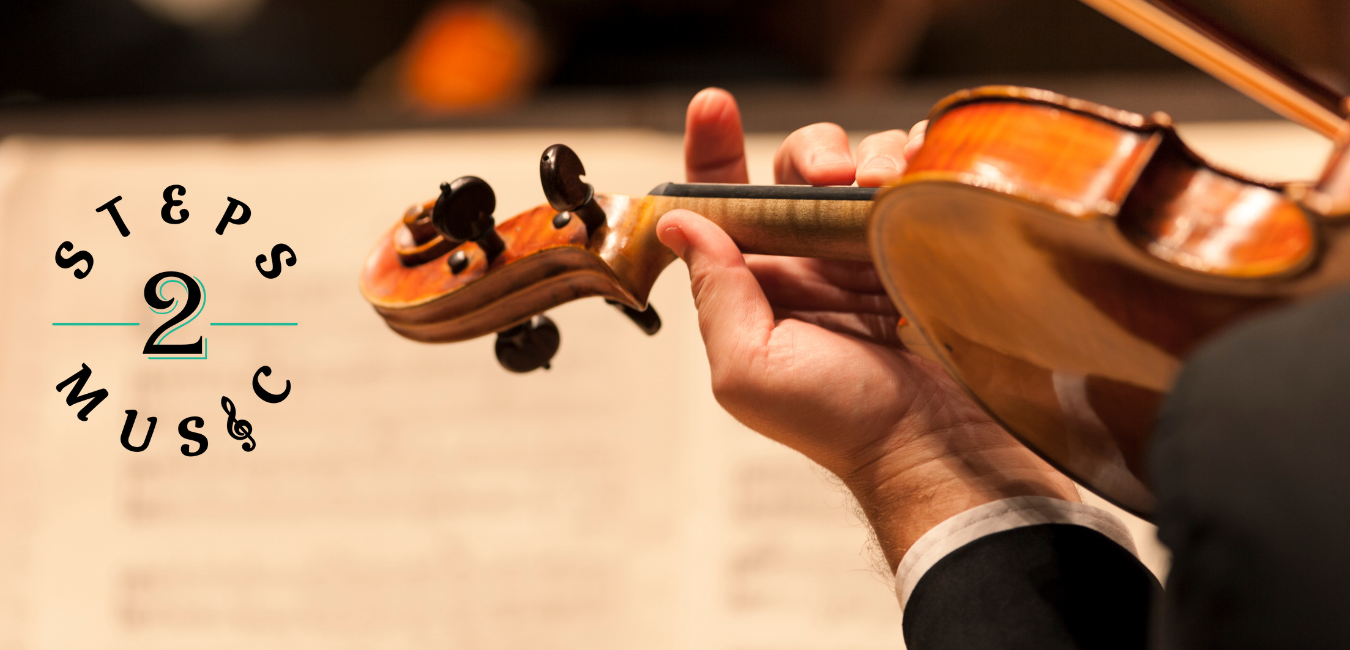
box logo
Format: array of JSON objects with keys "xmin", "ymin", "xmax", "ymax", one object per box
[{"xmin": 53, "ymin": 187, "xmax": 296, "ymax": 455}]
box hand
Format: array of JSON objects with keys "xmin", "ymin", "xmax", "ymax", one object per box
[{"xmin": 661, "ymin": 88, "xmax": 1078, "ymax": 569}]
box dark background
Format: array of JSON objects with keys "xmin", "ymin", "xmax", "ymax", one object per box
[
  {"xmin": 2, "ymin": 0, "xmax": 1343, "ymax": 134},
  {"xmin": 1, "ymin": 0, "xmax": 1193, "ymax": 100}
]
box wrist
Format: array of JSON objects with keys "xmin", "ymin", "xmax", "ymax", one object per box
[{"xmin": 840, "ymin": 420, "xmax": 1080, "ymax": 572}]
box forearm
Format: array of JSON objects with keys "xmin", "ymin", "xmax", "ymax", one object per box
[{"xmin": 841, "ymin": 420, "xmax": 1081, "ymax": 572}]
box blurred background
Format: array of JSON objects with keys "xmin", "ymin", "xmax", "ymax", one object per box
[
  {"xmin": 4, "ymin": 0, "xmax": 1350, "ymax": 134},
  {"xmin": 0, "ymin": 1, "xmax": 1342, "ymax": 649}
]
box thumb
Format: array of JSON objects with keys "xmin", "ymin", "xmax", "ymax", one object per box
[{"xmin": 656, "ymin": 209, "xmax": 773, "ymax": 365}]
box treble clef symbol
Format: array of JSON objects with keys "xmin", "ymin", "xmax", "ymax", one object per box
[{"xmin": 221, "ymin": 396, "xmax": 256, "ymax": 452}]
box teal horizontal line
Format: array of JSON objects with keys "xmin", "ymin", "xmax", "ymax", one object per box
[
  {"xmin": 53, "ymin": 322, "xmax": 139, "ymax": 326},
  {"xmin": 209, "ymin": 322, "xmax": 297, "ymax": 326}
]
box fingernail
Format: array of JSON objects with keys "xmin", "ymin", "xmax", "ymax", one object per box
[
  {"xmin": 692, "ymin": 88, "xmax": 731, "ymax": 122},
  {"xmin": 658, "ymin": 225, "xmax": 689, "ymax": 258}
]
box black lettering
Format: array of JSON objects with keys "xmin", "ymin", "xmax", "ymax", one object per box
[
  {"xmin": 54, "ymin": 242, "xmax": 94, "ymax": 279},
  {"xmin": 255, "ymin": 243, "xmax": 296, "ymax": 279},
  {"xmin": 221, "ymin": 396, "xmax": 256, "ymax": 451},
  {"xmin": 161, "ymin": 185, "xmax": 188, "ymax": 224},
  {"xmin": 120, "ymin": 410, "xmax": 156, "ymax": 452},
  {"xmin": 55, "ymin": 364, "xmax": 108, "ymax": 421},
  {"xmin": 96, "ymin": 196, "xmax": 130, "ymax": 237},
  {"xmin": 143, "ymin": 271, "xmax": 204, "ymax": 355},
  {"xmin": 215, "ymin": 197, "xmax": 251, "ymax": 234},
  {"xmin": 252, "ymin": 366, "xmax": 291, "ymax": 403},
  {"xmin": 178, "ymin": 416, "xmax": 208, "ymax": 456}
]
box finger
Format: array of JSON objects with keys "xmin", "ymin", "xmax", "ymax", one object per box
[
  {"xmin": 746, "ymin": 256, "xmax": 897, "ymax": 315},
  {"xmin": 771, "ymin": 309, "xmax": 903, "ymax": 348},
  {"xmin": 684, "ymin": 88, "xmax": 750, "ymax": 184},
  {"xmin": 773, "ymin": 123, "xmax": 855, "ymax": 186},
  {"xmin": 745, "ymin": 256, "xmax": 889, "ymax": 294},
  {"xmin": 656, "ymin": 209, "xmax": 774, "ymax": 366},
  {"xmin": 855, "ymin": 129, "xmax": 909, "ymax": 187},
  {"xmin": 904, "ymin": 120, "xmax": 928, "ymax": 161}
]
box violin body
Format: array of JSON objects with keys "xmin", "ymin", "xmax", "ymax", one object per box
[{"xmin": 871, "ymin": 86, "xmax": 1350, "ymax": 514}]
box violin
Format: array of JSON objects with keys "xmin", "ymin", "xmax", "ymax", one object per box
[
  {"xmin": 359, "ymin": 144, "xmax": 875, "ymax": 362},
  {"xmin": 359, "ymin": 0, "xmax": 1350, "ymax": 517}
]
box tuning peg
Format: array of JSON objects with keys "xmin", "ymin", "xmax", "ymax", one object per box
[
  {"xmin": 540, "ymin": 144, "xmax": 606, "ymax": 232},
  {"xmin": 432, "ymin": 176, "xmax": 507, "ymax": 267},
  {"xmin": 494, "ymin": 315, "xmax": 560, "ymax": 372},
  {"xmin": 605, "ymin": 299, "xmax": 661, "ymax": 335},
  {"xmin": 401, "ymin": 203, "xmax": 438, "ymax": 245}
]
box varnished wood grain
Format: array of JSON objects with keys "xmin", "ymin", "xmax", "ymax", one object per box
[
  {"xmin": 361, "ymin": 197, "xmax": 607, "ymax": 342},
  {"xmin": 1118, "ymin": 137, "xmax": 1314, "ymax": 278},
  {"xmin": 648, "ymin": 195, "xmax": 871, "ymax": 261},
  {"xmin": 872, "ymin": 86, "xmax": 1347, "ymax": 516},
  {"xmin": 359, "ymin": 189, "xmax": 871, "ymax": 342},
  {"xmin": 905, "ymin": 94, "xmax": 1159, "ymax": 218}
]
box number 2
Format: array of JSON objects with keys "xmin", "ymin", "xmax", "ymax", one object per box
[{"xmin": 143, "ymin": 271, "xmax": 204, "ymax": 354}]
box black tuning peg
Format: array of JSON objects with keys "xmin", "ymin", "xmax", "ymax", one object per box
[
  {"xmin": 433, "ymin": 176, "xmax": 507, "ymax": 268},
  {"xmin": 605, "ymin": 299, "xmax": 661, "ymax": 335},
  {"xmin": 495, "ymin": 315, "xmax": 560, "ymax": 372},
  {"xmin": 540, "ymin": 144, "xmax": 606, "ymax": 232}
]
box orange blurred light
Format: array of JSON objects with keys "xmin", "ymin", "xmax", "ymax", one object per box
[{"xmin": 401, "ymin": 3, "xmax": 539, "ymax": 112}]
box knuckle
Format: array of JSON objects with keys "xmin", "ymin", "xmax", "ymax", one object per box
[
  {"xmin": 707, "ymin": 338, "xmax": 766, "ymax": 405},
  {"xmin": 688, "ymin": 264, "xmax": 715, "ymax": 304},
  {"xmin": 709, "ymin": 363, "xmax": 757, "ymax": 415},
  {"xmin": 709, "ymin": 363, "xmax": 739, "ymax": 400},
  {"xmin": 786, "ymin": 122, "xmax": 844, "ymax": 148},
  {"xmin": 859, "ymin": 130, "xmax": 907, "ymax": 153}
]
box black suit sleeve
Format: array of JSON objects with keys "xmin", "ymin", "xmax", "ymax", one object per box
[
  {"xmin": 904, "ymin": 523, "xmax": 1160, "ymax": 650},
  {"xmin": 1151, "ymin": 285, "xmax": 1350, "ymax": 650}
]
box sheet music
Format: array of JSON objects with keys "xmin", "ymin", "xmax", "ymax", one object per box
[{"xmin": 3, "ymin": 120, "xmax": 1300, "ymax": 649}]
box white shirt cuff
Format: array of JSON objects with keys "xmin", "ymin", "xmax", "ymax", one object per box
[{"xmin": 894, "ymin": 496, "xmax": 1138, "ymax": 613}]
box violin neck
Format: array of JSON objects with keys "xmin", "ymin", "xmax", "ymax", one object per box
[{"xmin": 645, "ymin": 183, "xmax": 876, "ymax": 261}]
